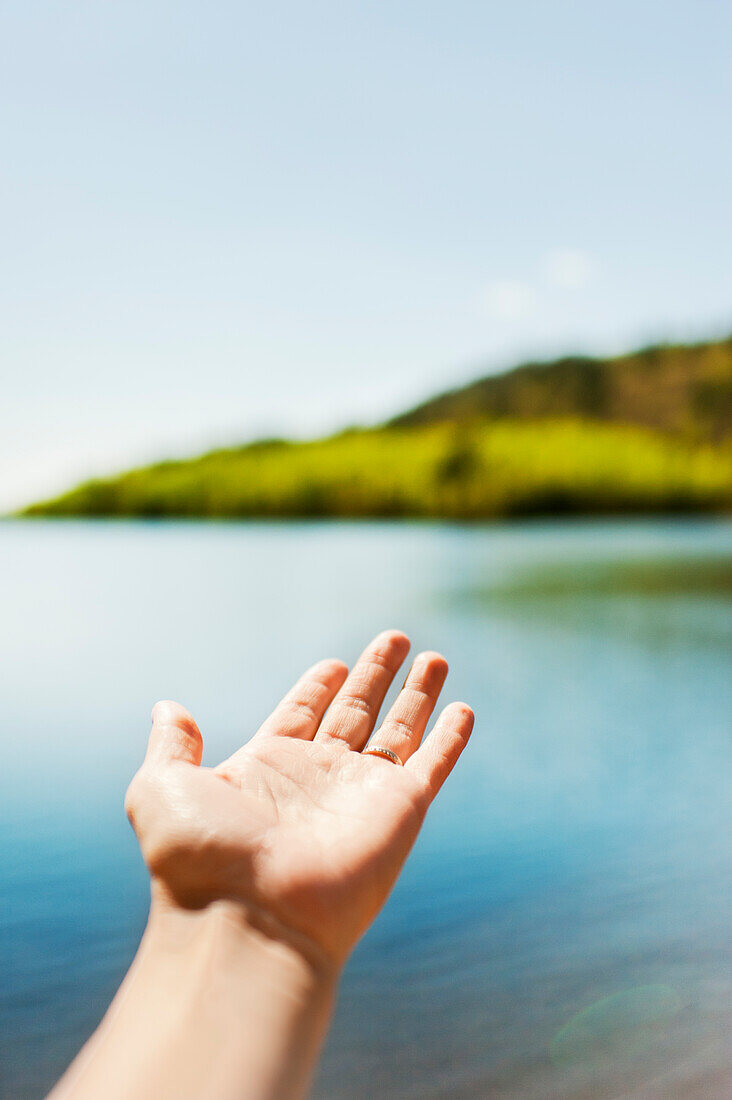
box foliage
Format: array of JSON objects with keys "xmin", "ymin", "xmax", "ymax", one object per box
[
  {"xmin": 391, "ymin": 337, "xmax": 732, "ymax": 441},
  {"xmin": 23, "ymin": 418, "xmax": 732, "ymax": 520}
]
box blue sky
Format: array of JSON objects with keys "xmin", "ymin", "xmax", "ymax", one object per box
[{"xmin": 2, "ymin": 0, "xmax": 731, "ymax": 509}]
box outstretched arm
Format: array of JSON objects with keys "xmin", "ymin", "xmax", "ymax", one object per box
[{"xmin": 49, "ymin": 630, "xmax": 474, "ymax": 1100}]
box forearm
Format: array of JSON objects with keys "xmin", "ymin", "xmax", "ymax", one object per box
[
  {"xmin": 47, "ymin": 636, "xmax": 471, "ymax": 1098},
  {"xmin": 48, "ymin": 899, "xmax": 339, "ymax": 1100}
]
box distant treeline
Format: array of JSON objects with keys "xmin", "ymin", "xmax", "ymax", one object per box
[
  {"xmin": 391, "ymin": 336, "xmax": 732, "ymax": 440},
  {"xmin": 22, "ymin": 337, "xmax": 732, "ymax": 520}
]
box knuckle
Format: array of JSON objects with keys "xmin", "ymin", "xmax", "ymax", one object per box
[
  {"xmin": 363, "ymin": 650, "xmax": 395, "ymax": 673},
  {"xmin": 306, "ymin": 674, "xmax": 331, "ymax": 695},
  {"xmin": 399, "ymin": 686, "xmax": 431, "ymax": 710},
  {"xmin": 285, "ymin": 696, "xmax": 320, "ymax": 725},
  {"xmin": 339, "ymin": 693, "xmax": 374, "ymax": 717},
  {"xmin": 384, "ymin": 714, "xmax": 416, "ymax": 741}
]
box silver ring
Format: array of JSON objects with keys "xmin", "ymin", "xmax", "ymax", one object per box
[{"xmin": 363, "ymin": 745, "xmax": 403, "ymax": 766}]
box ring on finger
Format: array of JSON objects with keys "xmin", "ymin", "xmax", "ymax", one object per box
[{"xmin": 363, "ymin": 745, "xmax": 403, "ymax": 766}]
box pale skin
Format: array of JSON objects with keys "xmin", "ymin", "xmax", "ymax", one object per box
[{"xmin": 48, "ymin": 630, "xmax": 474, "ymax": 1100}]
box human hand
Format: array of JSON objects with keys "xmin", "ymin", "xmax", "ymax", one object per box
[{"xmin": 125, "ymin": 630, "xmax": 474, "ymax": 968}]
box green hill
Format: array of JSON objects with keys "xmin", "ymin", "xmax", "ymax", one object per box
[
  {"xmin": 22, "ymin": 337, "xmax": 732, "ymax": 521},
  {"xmin": 391, "ymin": 337, "xmax": 732, "ymax": 440}
]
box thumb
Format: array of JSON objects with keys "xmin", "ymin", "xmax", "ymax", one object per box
[{"xmin": 145, "ymin": 700, "xmax": 203, "ymax": 767}]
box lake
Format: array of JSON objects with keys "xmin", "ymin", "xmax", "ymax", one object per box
[{"xmin": 1, "ymin": 519, "xmax": 731, "ymax": 1099}]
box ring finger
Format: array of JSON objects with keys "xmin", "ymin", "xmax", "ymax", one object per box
[{"xmin": 364, "ymin": 651, "xmax": 448, "ymax": 765}]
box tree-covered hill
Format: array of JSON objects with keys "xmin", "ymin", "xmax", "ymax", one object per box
[
  {"xmin": 21, "ymin": 337, "xmax": 732, "ymax": 520},
  {"xmin": 390, "ymin": 337, "xmax": 732, "ymax": 440}
]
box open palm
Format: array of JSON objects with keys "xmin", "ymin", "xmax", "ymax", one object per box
[{"xmin": 125, "ymin": 631, "xmax": 474, "ymax": 965}]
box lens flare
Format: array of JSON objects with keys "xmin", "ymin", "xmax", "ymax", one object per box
[{"xmin": 549, "ymin": 985, "xmax": 682, "ymax": 1071}]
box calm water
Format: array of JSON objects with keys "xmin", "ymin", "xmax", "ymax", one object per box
[{"xmin": 1, "ymin": 519, "xmax": 731, "ymax": 1099}]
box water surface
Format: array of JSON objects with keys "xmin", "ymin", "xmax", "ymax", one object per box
[{"xmin": 1, "ymin": 520, "xmax": 731, "ymax": 1098}]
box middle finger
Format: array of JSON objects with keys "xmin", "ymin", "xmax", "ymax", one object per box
[{"xmin": 316, "ymin": 630, "xmax": 410, "ymax": 750}]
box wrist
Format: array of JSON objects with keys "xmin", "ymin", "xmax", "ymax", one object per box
[
  {"xmin": 135, "ymin": 895, "xmax": 339, "ymax": 1100},
  {"xmin": 145, "ymin": 891, "xmax": 341, "ymax": 999}
]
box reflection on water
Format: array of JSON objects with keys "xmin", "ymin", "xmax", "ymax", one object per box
[
  {"xmin": 1, "ymin": 520, "xmax": 731, "ymax": 1099},
  {"xmin": 455, "ymin": 551, "xmax": 732, "ymax": 652},
  {"xmin": 476, "ymin": 555, "xmax": 732, "ymax": 598}
]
